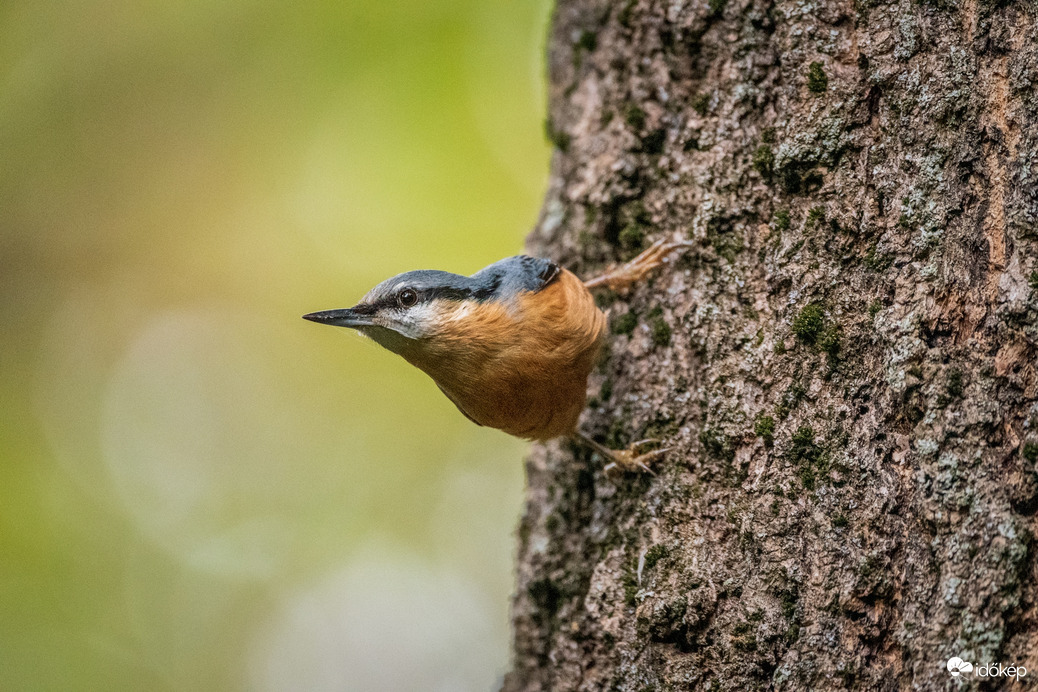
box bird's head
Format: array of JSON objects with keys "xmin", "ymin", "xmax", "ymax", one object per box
[
  {"xmin": 303, "ymin": 270, "xmax": 471, "ymax": 355},
  {"xmin": 303, "ymin": 256, "xmax": 560, "ymax": 361}
]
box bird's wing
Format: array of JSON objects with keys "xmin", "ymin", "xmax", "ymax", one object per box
[{"xmin": 470, "ymin": 255, "xmax": 561, "ymax": 299}]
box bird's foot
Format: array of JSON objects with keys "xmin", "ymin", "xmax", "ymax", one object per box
[
  {"xmin": 583, "ymin": 235, "xmax": 694, "ymax": 291},
  {"xmin": 573, "ymin": 433, "xmax": 669, "ymax": 476}
]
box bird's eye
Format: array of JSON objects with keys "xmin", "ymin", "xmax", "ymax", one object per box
[{"xmin": 397, "ymin": 288, "xmax": 418, "ymax": 308}]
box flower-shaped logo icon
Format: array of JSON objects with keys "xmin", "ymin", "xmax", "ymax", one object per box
[{"xmin": 947, "ymin": 657, "xmax": 974, "ymax": 677}]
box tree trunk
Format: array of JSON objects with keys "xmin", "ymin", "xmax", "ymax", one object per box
[{"xmin": 503, "ymin": 0, "xmax": 1038, "ymax": 689}]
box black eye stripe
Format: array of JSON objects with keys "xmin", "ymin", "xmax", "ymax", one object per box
[
  {"xmin": 356, "ymin": 259, "xmax": 557, "ymax": 315},
  {"xmin": 427, "ymin": 286, "xmax": 472, "ymax": 302},
  {"xmin": 349, "ymin": 303, "xmax": 378, "ymax": 316}
]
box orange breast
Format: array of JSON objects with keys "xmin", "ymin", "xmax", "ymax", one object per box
[{"xmin": 405, "ymin": 268, "xmax": 606, "ymax": 441}]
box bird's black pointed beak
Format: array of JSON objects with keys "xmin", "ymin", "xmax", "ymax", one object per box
[{"xmin": 302, "ymin": 308, "xmax": 374, "ymax": 328}]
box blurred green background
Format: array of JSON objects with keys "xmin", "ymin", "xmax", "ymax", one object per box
[{"xmin": 1, "ymin": 1, "xmax": 551, "ymax": 689}]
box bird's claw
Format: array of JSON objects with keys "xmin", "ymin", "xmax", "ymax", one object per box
[
  {"xmin": 583, "ymin": 236, "xmax": 694, "ymax": 291},
  {"xmin": 572, "ymin": 433, "xmax": 669, "ymax": 478},
  {"xmin": 602, "ymin": 445, "xmax": 670, "ymax": 478}
]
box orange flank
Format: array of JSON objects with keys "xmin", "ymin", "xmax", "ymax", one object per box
[{"xmin": 400, "ymin": 268, "xmax": 606, "ymax": 440}]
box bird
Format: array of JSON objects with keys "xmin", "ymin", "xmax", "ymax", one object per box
[{"xmin": 303, "ymin": 237, "xmax": 690, "ymax": 473}]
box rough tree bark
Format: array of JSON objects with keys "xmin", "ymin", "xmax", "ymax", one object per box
[{"xmin": 502, "ymin": 0, "xmax": 1038, "ymax": 689}]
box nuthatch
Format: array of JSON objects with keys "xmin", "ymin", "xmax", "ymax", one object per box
[{"xmin": 304, "ymin": 238, "xmax": 689, "ymax": 472}]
